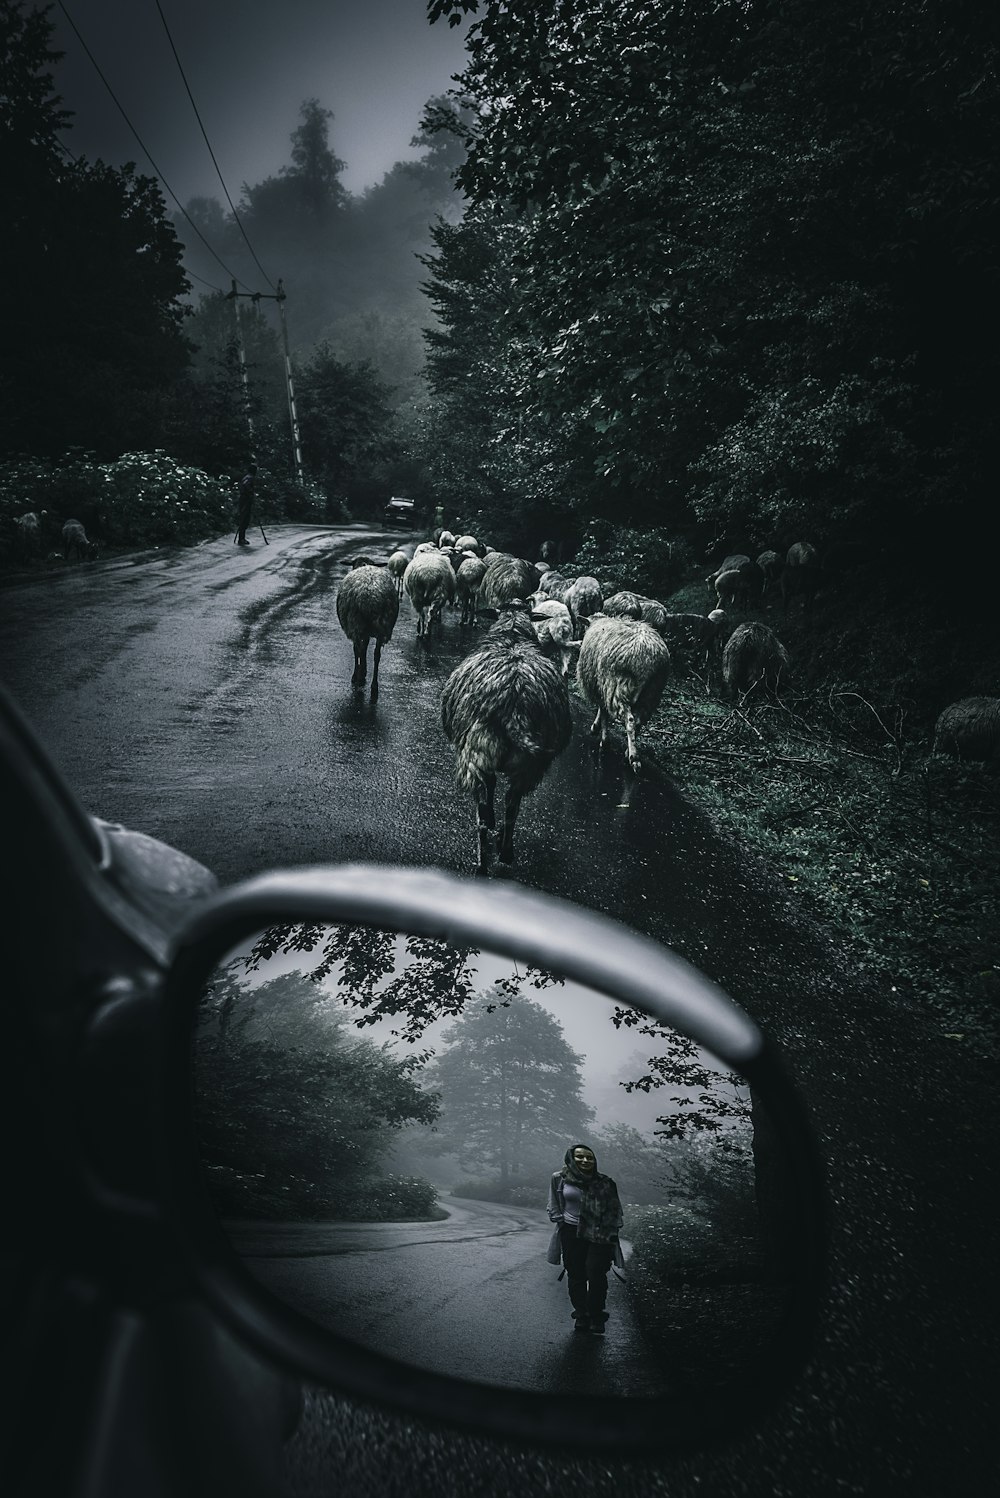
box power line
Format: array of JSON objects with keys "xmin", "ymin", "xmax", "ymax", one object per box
[
  {"xmin": 152, "ymin": 0, "xmax": 278, "ymax": 293},
  {"xmin": 55, "ymin": 0, "xmax": 256, "ymax": 294}
]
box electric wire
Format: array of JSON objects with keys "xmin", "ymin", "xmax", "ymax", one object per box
[
  {"xmin": 152, "ymin": 0, "xmax": 278, "ymax": 293},
  {"xmin": 55, "ymin": 0, "xmax": 256, "ymax": 294}
]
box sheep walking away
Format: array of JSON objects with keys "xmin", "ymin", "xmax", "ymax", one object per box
[
  {"xmin": 61, "ymin": 518, "xmax": 97, "ymax": 561},
  {"xmin": 933, "ymin": 697, "xmax": 1000, "ymax": 766},
  {"xmin": 404, "ymin": 549, "xmax": 456, "ymax": 636},
  {"xmin": 441, "ymin": 605, "xmax": 572, "ymax": 873},
  {"xmin": 577, "ymin": 615, "xmax": 671, "ymax": 772},
  {"xmin": 722, "ymin": 621, "xmax": 790, "ymax": 700},
  {"xmin": 336, "ymin": 561, "xmax": 399, "ymax": 696}
]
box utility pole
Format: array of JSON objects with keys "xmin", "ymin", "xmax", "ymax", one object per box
[
  {"xmin": 226, "ymin": 278, "xmax": 305, "ymax": 487},
  {"xmin": 275, "ymin": 281, "xmax": 305, "ymax": 488},
  {"xmin": 226, "ymin": 280, "xmax": 254, "ymax": 446}
]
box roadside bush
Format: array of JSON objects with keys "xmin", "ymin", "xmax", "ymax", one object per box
[
  {"xmin": 573, "ymin": 521, "xmax": 697, "ymax": 600},
  {"xmin": 205, "ymin": 1167, "xmax": 445, "ymax": 1222}
]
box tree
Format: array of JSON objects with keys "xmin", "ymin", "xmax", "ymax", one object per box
[
  {"xmin": 425, "ymin": 987, "xmax": 593, "ymax": 1185},
  {"xmin": 424, "ymin": 0, "xmax": 998, "ymax": 570},
  {"xmin": 294, "ymin": 342, "xmax": 399, "ymax": 511},
  {"xmin": 194, "ymin": 965, "xmax": 439, "ymax": 1217},
  {"xmin": 2, "ymin": 1, "xmax": 193, "ymax": 456}
]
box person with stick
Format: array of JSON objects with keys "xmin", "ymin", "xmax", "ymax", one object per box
[{"xmin": 235, "ymin": 463, "xmax": 258, "ymax": 546}]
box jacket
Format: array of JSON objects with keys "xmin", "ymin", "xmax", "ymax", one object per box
[{"xmin": 547, "ymin": 1168, "xmax": 624, "ymax": 1244}]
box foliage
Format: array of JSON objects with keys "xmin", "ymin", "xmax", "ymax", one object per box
[
  {"xmin": 424, "ymin": 986, "xmax": 593, "ymax": 1185},
  {"xmin": 641, "ymin": 582, "xmax": 1000, "ymax": 1051},
  {"xmin": 194, "ymin": 965, "xmax": 440, "ymax": 1221},
  {"xmin": 294, "ymin": 343, "xmax": 400, "ymax": 513},
  {"xmin": 422, "ymin": 0, "xmax": 997, "ymax": 574}
]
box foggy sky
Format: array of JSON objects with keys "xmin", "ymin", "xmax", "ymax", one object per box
[{"xmin": 51, "ymin": 0, "xmax": 470, "ymax": 204}]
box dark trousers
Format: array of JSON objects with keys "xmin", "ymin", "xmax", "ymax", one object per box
[
  {"xmin": 236, "ymin": 496, "xmax": 253, "ymax": 542},
  {"xmin": 559, "ymin": 1225, "xmax": 614, "ymax": 1317}
]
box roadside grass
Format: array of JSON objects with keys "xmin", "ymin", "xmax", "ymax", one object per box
[{"xmin": 644, "ymin": 668, "xmax": 1000, "ymax": 1055}]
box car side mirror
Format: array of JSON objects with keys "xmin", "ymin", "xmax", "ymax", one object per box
[{"xmin": 161, "ymin": 866, "xmax": 825, "ymax": 1456}]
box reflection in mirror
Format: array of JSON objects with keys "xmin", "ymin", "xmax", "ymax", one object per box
[{"xmin": 192, "ymin": 923, "xmax": 795, "ymax": 1399}]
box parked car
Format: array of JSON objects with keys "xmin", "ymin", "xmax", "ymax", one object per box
[{"xmin": 383, "ymin": 496, "xmax": 416, "ymax": 528}]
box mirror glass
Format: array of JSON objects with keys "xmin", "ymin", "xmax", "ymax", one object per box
[{"xmin": 192, "ymin": 923, "xmax": 796, "ymax": 1398}]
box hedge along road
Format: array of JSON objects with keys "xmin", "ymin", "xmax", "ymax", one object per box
[{"xmin": 0, "ymin": 523, "xmax": 995, "ymax": 1496}]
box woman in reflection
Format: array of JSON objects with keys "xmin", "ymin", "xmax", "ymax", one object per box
[{"xmin": 547, "ymin": 1144, "xmax": 624, "ymax": 1335}]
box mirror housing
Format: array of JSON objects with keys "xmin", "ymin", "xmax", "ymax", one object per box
[{"xmin": 161, "ymin": 866, "xmax": 826, "ymax": 1455}]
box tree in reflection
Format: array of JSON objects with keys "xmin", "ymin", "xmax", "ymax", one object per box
[
  {"xmin": 194, "ymin": 965, "xmax": 441, "ymax": 1220},
  {"xmin": 424, "ymin": 986, "xmax": 593, "ymax": 1190},
  {"xmin": 245, "ymin": 922, "xmax": 559, "ymax": 1042}
]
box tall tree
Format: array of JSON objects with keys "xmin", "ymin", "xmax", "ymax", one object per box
[{"xmin": 426, "ymin": 988, "xmax": 593, "ymax": 1185}]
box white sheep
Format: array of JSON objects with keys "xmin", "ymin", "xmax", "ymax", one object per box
[
  {"xmin": 387, "ymin": 549, "xmax": 409, "ymax": 596},
  {"xmin": 457, "ymin": 555, "xmax": 487, "ymax": 625},
  {"xmin": 576, "ymin": 615, "xmax": 671, "ymax": 773},
  {"xmin": 529, "ymin": 598, "xmax": 576, "ymax": 677},
  {"xmin": 404, "ymin": 548, "xmax": 456, "ymax": 636},
  {"xmin": 441, "ymin": 605, "xmax": 572, "ymax": 872},
  {"xmin": 453, "ymin": 534, "xmax": 481, "ymax": 556},
  {"xmin": 563, "ymin": 575, "xmax": 603, "ymax": 634},
  {"xmin": 13, "ymin": 512, "xmax": 42, "ymax": 554},
  {"xmin": 706, "ymin": 553, "xmax": 750, "ymax": 597},
  {"xmin": 335, "ymin": 561, "xmax": 400, "ymax": 696}
]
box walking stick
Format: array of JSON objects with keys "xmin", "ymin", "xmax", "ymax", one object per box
[{"xmin": 259, "ymin": 522, "xmax": 269, "ymax": 544}]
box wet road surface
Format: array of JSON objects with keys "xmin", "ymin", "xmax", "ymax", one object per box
[{"xmin": 2, "ymin": 524, "xmax": 997, "ymax": 1496}]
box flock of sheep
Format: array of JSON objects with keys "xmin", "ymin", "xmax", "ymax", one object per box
[
  {"xmin": 337, "ymin": 528, "xmax": 998, "ymax": 872},
  {"xmin": 335, "ymin": 530, "xmax": 815, "ymax": 873},
  {"xmin": 11, "ymin": 511, "xmax": 98, "ymax": 562}
]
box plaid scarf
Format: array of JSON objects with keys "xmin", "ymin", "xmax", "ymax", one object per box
[{"xmin": 556, "ymin": 1168, "xmax": 624, "ymax": 1243}]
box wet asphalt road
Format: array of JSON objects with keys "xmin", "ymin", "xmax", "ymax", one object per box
[
  {"xmin": 1, "ymin": 525, "xmax": 997, "ymax": 1496},
  {"xmin": 229, "ymin": 1199, "xmax": 666, "ymax": 1399}
]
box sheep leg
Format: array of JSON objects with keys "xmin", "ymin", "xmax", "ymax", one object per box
[
  {"xmin": 625, "ymin": 706, "xmax": 641, "ymax": 772},
  {"xmin": 476, "ymin": 775, "xmax": 496, "ymax": 874},
  {"xmin": 352, "ymin": 642, "xmax": 367, "ymax": 690},
  {"xmin": 498, "ymin": 785, "xmax": 523, "ymax": 865},
  {"xmin": 371, "ymin": 640, "xmax": 383, "ymax": 698},
  {"xmin": 590, "ymin": 706, "xmax": 609, "ymax": 752}
]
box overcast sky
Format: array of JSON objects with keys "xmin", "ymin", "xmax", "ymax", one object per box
[{"xmin": 50, "ymin": 0, "xmax": 470, "ymax": 204}]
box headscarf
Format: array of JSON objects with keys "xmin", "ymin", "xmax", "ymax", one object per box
[{"xmin": 561, "ymin": 1143, "xmax": 599, "ymax": 1188}]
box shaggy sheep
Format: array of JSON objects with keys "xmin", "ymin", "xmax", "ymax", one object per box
[
  {"xmin": 335, "ymin": 561, "xmax": 400, "ymax": 696},
  {"xmin": 61, "ymin": 518, "xmax": 98, "ymax": 561},
  {"xmin": 479, "ymin": 553, "xmax": 538, "ymax": 610},
  {"xmin": 413, "ymin": 541, "xmax": 439, "ymax": 555},
  {"xmin": 441, "ymin": 604, "xmax": 572, "ymax": 872},
  {"xmin": 457, "ymin": 555, "xmax": 487, "ymax": 625},
  {"xmin": 722, "ymin": 621, "xmax": 790, "ymax": 700},
  {"xmin": 576, "ymin": 615, "xmax": 672, "ymax": 773},
  {"xmin": 534, "ymin": 560, "xmax": 552, "ymax": 576},
  {"xmin": 780, "ymin": 542, "xmax": 822, "ymax": 617},
  {"xmin": 453, "ymin": 534, "xmax": 481, "ymax": 556},
  {"xmin": 563, "ymin": 575, "xmax": 603, "ymax": 633},
  {"xmin": 438, "ymin": 529, "xmax": 457, "ymax": 549},
  {"xmin": 387, "ymin": 549, "xmax": 409, "ymax": 596},
  {"xmin": 933, "ymin": 697, "xmax": 1000, "ymax": 765},
  {"xmin": 403, "ymin": 548, "xmax": 456, "ymax": 636},
  {"xmin": 706, "ymin": 553, "xmax": 751, "ymax": 597},
  {"xmin": 529, "ymin": 598, "xmax": 576, "ymax": 677},
  {"xmin": 603, "ymin": 591, "xmax": 669, "ymax": 634}
]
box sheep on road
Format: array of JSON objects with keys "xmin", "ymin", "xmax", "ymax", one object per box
[
  {"xmin": 336, "ymin": 561, "xmax": 399, "ymax": 697},
  {"xmin": 441, "ymin": 606, "xmax": 572, "ymax": 873},
  {"xmin": 577, "ymin": 615, "xmax": 671, "ymax": 773}
]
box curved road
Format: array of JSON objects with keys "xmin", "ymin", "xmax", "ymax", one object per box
[{"xmin": 1, "ymin": 524, "xmax": 996, "ymax": 1496}]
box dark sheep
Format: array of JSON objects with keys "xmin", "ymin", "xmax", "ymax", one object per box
[
  {"xmin": 933, "ymin": 698, "xmax": 1000, "ymax": 766},
  {"xmin": 441, "ymin": 605, "xmax": 572, "ymax": 872},
  {"xmin": 61, "ymin": 518, "xmax": 98, "ymax": 561},
  {"xmin": 722, "ymin": 621, "xmax": 790, "ymax": 700},
  {"xmin": 780, "ymin": 541, "xmax": 822, "ymax": 618},
  {"xmin": 479, "ymin": 553, "xmax": 538, "ymax": 610}
]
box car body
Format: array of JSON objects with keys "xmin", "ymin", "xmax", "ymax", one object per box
[{"xmin": 383, "ymin": 496, "xmax": 416, "ymax": 528}]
